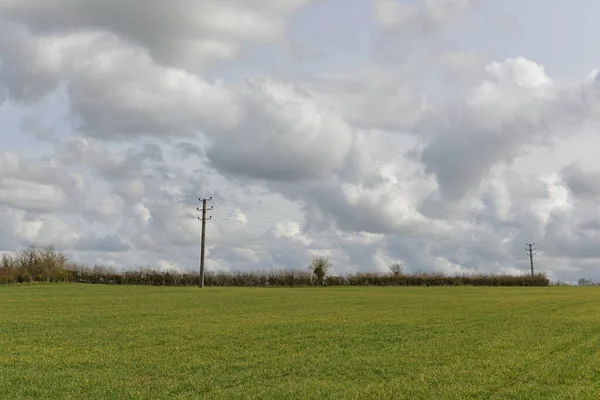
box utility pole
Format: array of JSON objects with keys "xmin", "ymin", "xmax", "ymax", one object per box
[
  {"xmin": 198, "ymin": 197, "xmax": 213, "ymax": 288},
  {"xmin": 526, "ymin": 243, "xmax": 536, "ymax": 276}
]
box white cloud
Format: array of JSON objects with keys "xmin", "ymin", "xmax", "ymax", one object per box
[
  {"xmin": 374, "ymin": 0, "xmax": 419, "ymax": 29},
  {"xmin": 14, "ymin": 214, "xmax": 80, "ymax": 248},
  {"xmin": 207, "ymin": 78, "xmax": 355, "ymax": 181},
  {"xmin": 0, "ymin": 0, "xmax": 309, "ymax": 69},
  {"xmin": 1, "ymin": 0, "xmax": 600, "ymax": 282},
  {"xmin": 156, "ymin": 259, "xmax": 182, "ymax": 273},
  {"xmin": 373, "ymin": 0, "xmax": 475, "ymax": 34},
  {"xmin": 0, "ymin": 179, "xmax": 67, "ymax": 212}
]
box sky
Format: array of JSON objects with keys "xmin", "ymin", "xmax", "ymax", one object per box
[{"xmin": 1, "ymin": 0, "xmax": 600, "ymax": 283}]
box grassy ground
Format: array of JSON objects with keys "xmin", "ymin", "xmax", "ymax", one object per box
[{"xmin": 1, "ymin": 285, "xmax": 599, "ymax": 399}]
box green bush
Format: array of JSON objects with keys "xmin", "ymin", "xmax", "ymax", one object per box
[{"xmin": 308, "ymin": 255, "xmax": 332, "ymax": 285}]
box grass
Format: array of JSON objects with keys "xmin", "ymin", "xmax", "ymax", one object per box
[{"xmin": 1, "ymin": 285, "xmax": 599, "ymax": 399}]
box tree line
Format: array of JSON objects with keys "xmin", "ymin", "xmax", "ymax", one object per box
[{"xmin": 0, "ymin": 246, "xmax": 550, "ymax": 287}]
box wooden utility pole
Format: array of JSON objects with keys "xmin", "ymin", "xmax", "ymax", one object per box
[
  {"xmin": 526, "ymin": 243, "xmax": 536, "ymax": 276},
  {"xmin": 198, "ymin": 197, "xmax": 213, "ymax": 288}
]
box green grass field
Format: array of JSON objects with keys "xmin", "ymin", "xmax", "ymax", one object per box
[{"xmin": 1, "ymin": 285, "xmax": 599, "ymax": 399}]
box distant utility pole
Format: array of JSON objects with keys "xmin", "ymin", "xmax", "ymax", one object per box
[
  {"xmin": 198, "ymin": 197, "xmax": 213, "ymax": 288},
  {"xmin": 526, "ymin": 243, "xmax": 536, "ymax": 276}
]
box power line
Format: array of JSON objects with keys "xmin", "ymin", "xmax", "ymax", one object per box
[
  {"xmin": 0, "ymin": 199, "xmax": 300, "ymax": 225},
  {"xmin": 0, "ymin": 200, "xmax": 516, "ymax": 241},
  {"xmin": 198, "ymin": 197, "xmax": 213, "ymax": 288},
  {"xmin": 0, "ymin": 194, "xmax": 299, "ymax": 223},
  {"xmin": 0, "ymin": 202, "xmax": 530, "ymax": 251},
  {"xmin": 0, "ymin": 187, "xmax": 539, "ymax": 268},
  {"xmin": 0, "ymin": 183, "xmax": 301, "ymax": 219}
]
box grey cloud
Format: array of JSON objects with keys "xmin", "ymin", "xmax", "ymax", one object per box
[
  {"xmin": 61, "ymin": 139, "xmax": 145, "ymax": 182},
  {"xmin": 175, "ymin": 142, "xmax": 204, "ymax": 160},
  {"xmin": 135, "ymin": 143, "xmax": 164, "ymax": 163},
  {"xmin": 73, "ymin": 234, "xmax": 131, "ymax": 253},
  {"xmin": 560, "ymin": 163, "xmax": 600, "ymax": 199},
  {"xmin": 206, "ymin": 78, "xmax": 355, "ymax": 182},
  {"xmin": 336, "ymin": 240, "xmax": 385, "ymax": 273},
  {"xmin": 0, "ymin": 0, "xmax": 309, "ymax": 69},
  {"xmin": 416, "ymin": 60, "xmax": 600, "ymax": 202},
  {"xmin": 305, "ymin": 67, "xmax": 421, "ymax": 133},
  {"xmin": 0, "ymin": 151, "xmax": 80, "ymax": 197},
  {"xmin": 0, "ymin": 211, "xmax": 21, "ymax": 251},
  {"xmin": 64, "ymin": 47, "xmax": 237, "ymax": 139},
  {"xmin": 420, "ymin": 131, "xmax": 519, "ymax": 200},
  {"xmin": 205, "ymin": 228, "xmax": 312, "ymax": 272},
  {"xmin": 1, "ymin": 25, "xmax": 355, "ymax": 183},
  {"xmin": 470, "ymin": 173, "xmax": 600, "ymax": 275},
  {"xmin": 544, "ymin": 210, "xmax": 600, "ymax": 259},
  {"xmin": 20, "ymin": 114, "xmax": 59, "ymax": 144},
  {"xmin": 3, "ymin": 0, "xmax": 600, "ymax": 285},
  {"xmin": 311, "ymin": 57, "xmax": 599, "ymax": 207},
  {"xmin": 69, "ymin": 71, "xmax": 356, "ymax": 182},
  {"xmin": 416, "ymin": 170, "xmax": 600, "ymax": 275},
  {"xmin": 382, "ymin": 235, "xmax": 481, "ymax": 275},
  {"xmin": 273, "ymin": 173, "xmax": 437, "ymax": 238},
  {"xmin": 0, "ymin": 22, "xmax": 62, "ymax": 103},
  {"xmin": 68, "ymin": 63, "xmax": 355, "ymax": 181},
  {"xmin": 58, "ymin": 137, "xmax": 168, "ymax": 188},
  {"xmin": 371, "ymin": 0, "xmax": 477, "ymax": 63},
  {"xmin": 580, "ymin": 220, "xmax": 600, "ymax": 231},
  {"xmin": 0, "ymin": 22, "xmax": 239, "ymax": 129},
  {"xmin": 293, "ymin": 182, "xmax": 400, "ymax": 235}
]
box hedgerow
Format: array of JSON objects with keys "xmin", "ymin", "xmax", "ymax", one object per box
[{"xmin": 0, "ymin": 246, "xmax": 550, "ymax": 287}]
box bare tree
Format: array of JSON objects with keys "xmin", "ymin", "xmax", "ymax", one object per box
[
  {"xmin": 308, "ymin": 255, "xmax": 332, "ymax": 285},
  {"xmin": 389, "ymin": 262, "xmax": 403, "ymax": 276}
]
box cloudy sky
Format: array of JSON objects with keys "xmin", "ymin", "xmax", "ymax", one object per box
[{"xmin": 1, "ymin": 0, "xmax": 600, "ymax": 282}]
